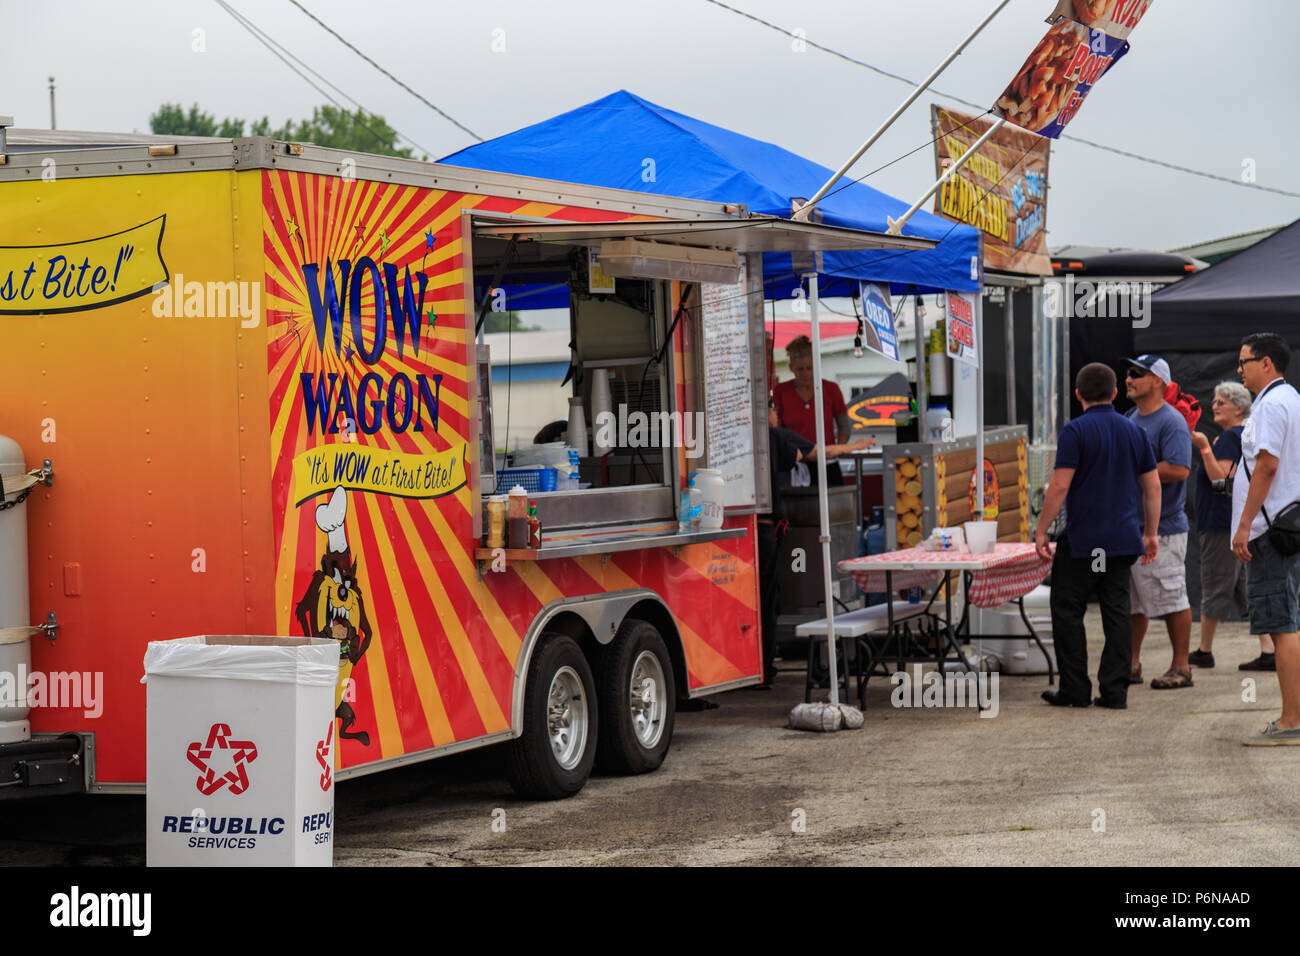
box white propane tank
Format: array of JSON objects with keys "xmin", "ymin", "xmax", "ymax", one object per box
[
  {"xmin": 695, "ymin": 468, "xmax": 725, "ymax": 529},
  {"xmin": 0, "ymin": 434, "xmax": 31, "ymax": 743}
]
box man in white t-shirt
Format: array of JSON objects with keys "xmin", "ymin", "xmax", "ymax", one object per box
[{"xmin": 1232, "ymin": 333, "xmax": 1300, "ymax": 745}]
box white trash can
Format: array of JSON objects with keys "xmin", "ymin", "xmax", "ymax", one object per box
[{"xmin": 143, "ymin": 636, "xmax": 340, "ymax": 867}]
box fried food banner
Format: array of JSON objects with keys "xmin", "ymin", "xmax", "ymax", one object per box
[
  {"xmin": 0, "ymin": 215, "xmax": 168, "ymax": 314},
  {"xmin": 993, "ymin": 15, "xmax": 1134, "ymax": 138},
  {"xmin": 1044, "ymin": 0, "xmax": 1153, "ymax": 40},
  {"xmin": 292, "ymin": 445, "xmax": 466, "ymax": 506},
  {"xmin": 931, "ymin": 106, "xmax": 1051, "ymax": 276}
]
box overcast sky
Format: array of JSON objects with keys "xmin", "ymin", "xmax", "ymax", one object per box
[{"xmin": 5, "ymin": 0, "xmax": 1296, "ymax": 252}]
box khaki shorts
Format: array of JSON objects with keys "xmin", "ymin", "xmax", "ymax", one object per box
[{"xmin": 1130, "ymin": 532, "xmax": 1190, "ymax": 618}]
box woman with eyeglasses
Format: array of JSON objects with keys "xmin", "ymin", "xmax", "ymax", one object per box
[{"xmin": 1190, "ymin": 383, "xmax": 1273, "ymax": 670}]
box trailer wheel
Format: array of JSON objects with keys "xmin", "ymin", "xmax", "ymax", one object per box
[
  {"xmin": 596, "ymin": 619, "xmax": 676, "ymax": 774},
  {"xmin": 505, "ymin": 634, "xmax": 598, "ymax": 800}
]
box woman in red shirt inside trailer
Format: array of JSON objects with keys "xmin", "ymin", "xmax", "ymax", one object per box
[{"xmin": 772, "ymin": 334, "xmax": 851, "ymax": 449}]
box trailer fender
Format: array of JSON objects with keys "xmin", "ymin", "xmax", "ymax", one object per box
[{"xmin": 511, "ymin": 588, "xmax": 681, "ymax": 736}]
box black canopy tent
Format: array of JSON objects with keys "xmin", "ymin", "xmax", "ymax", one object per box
[
  {"xmin": 1128, "ymin": 219, "xmax": 1300, "ymax": 620},
  {"xmin": 1135, "ymin": 219, "xmax": 1300, "ymax": 415},
  {"xmin": 1142, "ymin": 218, "xmax": 1300, "ymax": 351}
]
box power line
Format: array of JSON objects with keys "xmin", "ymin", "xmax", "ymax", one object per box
[
  {"xmin": 285, "ymin": 0, "xmax": 482, "ymax": 142},
  {"xmin": 214, "ymin": 0, "xmax": 435, "ymax": 156},
  {"xmin": 702, "ymin": 0, "xmax": 1300, "ymax": 200}
]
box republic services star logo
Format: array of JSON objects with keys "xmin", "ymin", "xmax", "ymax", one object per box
[
  {"xmin": 316, "ymin": 723, "xmax": 334, "ymax": 792},
  {"xmin": 187, "ymin": 723, "xmax": 258, "ymax": 796}
]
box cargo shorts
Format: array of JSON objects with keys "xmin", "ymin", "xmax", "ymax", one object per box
[
  {"xmin": 1246, "ymin": 533, "xmax": 1300, "ymax": 635},
  {"xmin": 1130, "ymin": 531, "xmax": 1190, "ymax": 618}
]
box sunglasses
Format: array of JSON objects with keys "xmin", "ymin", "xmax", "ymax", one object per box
[
  {"xmin": 1126, "ymin": 367, "xmax": 1149, "ymax": 379},
  {"xmin": 1237, "ymin": 356, "xmax": 1264, "ymax": 370}
]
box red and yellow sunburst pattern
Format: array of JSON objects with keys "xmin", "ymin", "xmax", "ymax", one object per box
[{"xmin": 263, "ymin": 171, "xmax": 760, "ymax": 772}]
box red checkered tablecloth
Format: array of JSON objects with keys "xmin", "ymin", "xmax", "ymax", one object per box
[{"xmin": 839, "ymin": 542, "xmax": 1051, "ymax": 609}]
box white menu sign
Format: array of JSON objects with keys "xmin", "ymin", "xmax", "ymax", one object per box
[{"xmin": 701, "ymin": 273, "xmax": 756, "ymax": 507}]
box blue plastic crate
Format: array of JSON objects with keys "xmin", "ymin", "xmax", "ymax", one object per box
[{"xmin": 496, "ymin": 467, "xmax": 557, "ymax": 494}]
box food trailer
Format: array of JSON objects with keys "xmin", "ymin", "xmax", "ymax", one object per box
[{"xmin": 0, "ymin": 127, "xmax": 931, "ymax": 798}]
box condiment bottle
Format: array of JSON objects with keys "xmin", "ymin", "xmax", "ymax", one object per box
[
  {"xmin": 528, "ymin": 502, "xmax": 541, "ymax": 548},
  {"xmin": 688, "ymin": 472, "xmax": 702, "ymax": 531},
  {"xmin": 486, "ymin": 495, "xmax": 507, "ymax": 549},
  {"xmin": 507, "ymin": 484, "xmax": 530, "ymax": 549}
]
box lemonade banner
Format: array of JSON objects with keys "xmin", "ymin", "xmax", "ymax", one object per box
[
  {"xmin": 0, "ymin": 215, "xmax": 168, "ymax": 314},
  {"xmin": 292, "ymin": 444, "xmax": 467, "ymax": 506},
  {"xmin": 931, "ymin": 106, "xmax": 1051, "ymax": 276}
]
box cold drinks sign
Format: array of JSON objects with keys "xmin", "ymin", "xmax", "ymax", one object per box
[{"xmin": 946, "ymin": 292, "xmax": 979, "ymax": 369}]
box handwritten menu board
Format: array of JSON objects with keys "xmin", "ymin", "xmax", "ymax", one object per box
[{"xmin": 701, "ymin": 276, "xmax": 755, "ymax": 506}]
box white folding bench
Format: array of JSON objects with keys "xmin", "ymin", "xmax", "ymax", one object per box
[{"xmin": 796, "ymin": 601, "xmax": 933, "ymax": 705}]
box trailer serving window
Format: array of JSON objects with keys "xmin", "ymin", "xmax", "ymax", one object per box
[
  {"xmin": 465, "ymin": 214, "xmax": 934, "ymax": 556},
  {"xmin": 467, "ymin": 228, "xmax": 689, "ymax": 543}
]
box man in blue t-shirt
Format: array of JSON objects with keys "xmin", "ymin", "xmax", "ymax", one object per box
[
  {"xmin": 1124, "ymin": 354, "xmax": 1195, "ymax": 690},
  {"xmin": 1035, "ymin": 363, "xmax": 1160, "ymax": 708}
]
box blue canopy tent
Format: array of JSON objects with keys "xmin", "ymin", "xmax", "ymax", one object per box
[
  {"xmin": 445, "ymin": 92, "xmax": 990, "ymax": 714},
  {"xmin": 440, "ymin": 90, "xmax": 981, "ymax": 299}
]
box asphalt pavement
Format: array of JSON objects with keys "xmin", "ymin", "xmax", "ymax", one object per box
[{"xmin": 1, "ymin": 613, "xmax": 1295, "ymax": 866}]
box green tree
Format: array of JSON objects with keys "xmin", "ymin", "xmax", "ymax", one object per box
[
  {"xmin": 264, "ymin": 106, "xmax": 413, "ymax": 158},
  {"xmin": 149, "ymin": 102, "xmax": 245, "ymax": 137},
  {"xmin": 483, "ymin": 311, "xmax": 537, "ymax": 334},
  {"xmin": 149, "ymin": 103, "xmax": 413, "ymax": 158}
]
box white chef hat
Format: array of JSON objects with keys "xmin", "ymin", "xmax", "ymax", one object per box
[{"xmin": 315, "ymin": 485, "xmax": 349, "ymax": 554}]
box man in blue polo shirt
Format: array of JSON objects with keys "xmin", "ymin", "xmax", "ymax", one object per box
[{"xmin": 1035, "ymin": 363, "xmax": 1161, "ymax": 708}]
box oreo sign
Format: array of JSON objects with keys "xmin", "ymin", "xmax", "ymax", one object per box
[{"xmin": 857, "ymin": 282, "xmax": 898, "ymax": 362}]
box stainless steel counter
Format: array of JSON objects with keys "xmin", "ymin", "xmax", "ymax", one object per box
[{"xmin": 475, "ymin": 525, "xmax": 747, "ymax": 565}]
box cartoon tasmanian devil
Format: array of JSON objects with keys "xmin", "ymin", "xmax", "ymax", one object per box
[{"xmin": 295, "ymin": 485, "xmax": 373, "ymax": 746}]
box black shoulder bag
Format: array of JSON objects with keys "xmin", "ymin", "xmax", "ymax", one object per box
[{"xmin": 1242, "ymin": 456, "xmax": 1300, "ymax": 556}]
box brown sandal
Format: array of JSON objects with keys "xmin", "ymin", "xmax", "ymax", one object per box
[
  {"xmin": 1150, "ymin": 668, "xmax": 1193, "ymax": 689},
  {"xmin": 1129, "ymin": 665, "xmax": 1143, "ymax": 685}
]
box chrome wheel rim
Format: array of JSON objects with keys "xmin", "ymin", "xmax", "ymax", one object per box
[
  {"xmin": 629, "ymin": 650, "xmax": 667, "ymax": 749},
  {"xmin": 547, "ymin": 666, "xmax": 587, "ymax": 770}
]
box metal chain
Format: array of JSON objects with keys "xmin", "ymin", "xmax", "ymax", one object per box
[
  {"xmin": 0, "ymin": 483, "xmax": 35, "ymax": 512},
  {"xmin": 0, "ymin": 468, "xmax": 47, "ymax": 512}
]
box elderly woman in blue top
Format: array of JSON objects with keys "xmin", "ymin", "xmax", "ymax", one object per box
[{"xmin": 1188, "ymin": 382, "xmax": 1274, "ymax": 671}]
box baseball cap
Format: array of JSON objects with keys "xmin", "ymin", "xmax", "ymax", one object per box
[{"xmin": 1124, "ymin": 354, "xmax": 1170, "ymax": 384}]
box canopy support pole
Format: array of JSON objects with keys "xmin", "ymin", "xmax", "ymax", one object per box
[
  {"xmin": 792, "ymin": 0, "xmax": 1012, "ymax": 222},
  {"xmin": 975, "ymin": 239, "xmax": 986, "ymax": 519},
  {"xmin": 914, "ymin": 294, "xmax": 927, "ymax": 434},
  {"xmin": 887, "ymin": 116, "xmax": 1008, "ymax": 236},
  {"xmin": 806, "ymin": 268, "xmax": 839, "ymax": 708},
  {"xmin": 1005, "ymin": 288, "xmax": 1016, "ymax": 424}
]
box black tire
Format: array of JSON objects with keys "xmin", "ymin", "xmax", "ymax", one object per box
[
  {"xmin": 504, "ymin": 634, "xmax": 598, "ymax": 800},
  {"xmin": 595, "ymin": 619, "xmax": 676, "ymax": 775}
]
